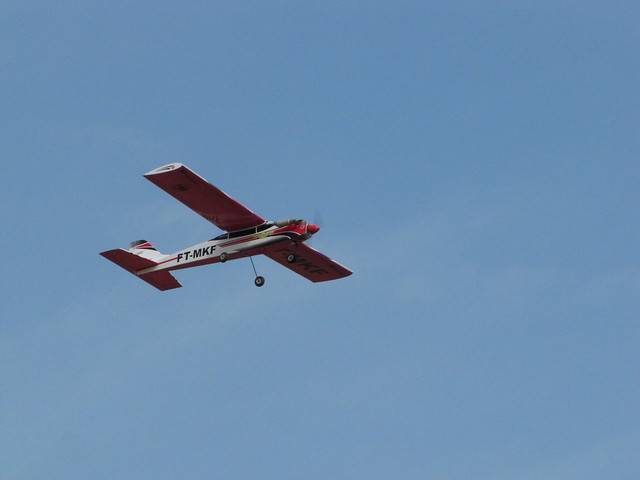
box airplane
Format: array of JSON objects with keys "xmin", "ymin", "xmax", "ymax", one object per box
[{"xmin": 100, "ymin": 163, "xmax": 353, "ymax": 291}]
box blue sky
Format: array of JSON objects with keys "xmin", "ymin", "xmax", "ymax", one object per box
[{"xmin": 2, "ymin": 2, "xmax": 638, "ymax": 479}]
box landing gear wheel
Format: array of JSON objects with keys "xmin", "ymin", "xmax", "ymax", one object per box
[
  {"xmin": 219, "ymin": 252, "xmax": 228, "ymax": 263},
  {"xmin": 286, "ymin": 254, "xmax": 297, "ymax": 264},
  {"xmin": 254, "ymin": 276, "xmax": 265, "ymax": 287}
]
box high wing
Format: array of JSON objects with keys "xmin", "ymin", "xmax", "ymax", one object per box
[
  {"xmin": 263, "ymin": 243, "xmax": 353, "ymax": 283},
  {"xmin": 144, "ymin": 163, "xmax": 265, "ymax": 232}
]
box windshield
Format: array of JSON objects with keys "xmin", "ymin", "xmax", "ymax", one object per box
[{"xmin": 210, "ymin": 222, "xmax": 273, "ymax": 241}]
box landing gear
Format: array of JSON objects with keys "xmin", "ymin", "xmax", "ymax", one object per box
[
  {"xmin": 286, "ymin": 253, "xmax": 297, "ymax": 264},
  {"xmin": 249, "ymin": 256, "xmax": 265, "ymax": 287},
  {"xmin": 219, "ymin": 252, "xmax": 228, "ymax": 263}
]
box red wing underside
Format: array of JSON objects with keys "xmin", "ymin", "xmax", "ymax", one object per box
[
  {"xmin": 263, "ymin": 243, "xmax": 353, "ymax": 283},
  {"xmin": 144, "ymin": 163, "xmax": 265, "ymax": 232}
]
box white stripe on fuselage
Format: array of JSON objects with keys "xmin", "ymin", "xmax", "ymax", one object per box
[{"xmin": 136, "ymin": 226, "xmax": 294, "ymax": 275}]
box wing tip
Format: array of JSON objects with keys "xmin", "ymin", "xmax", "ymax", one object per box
[{"xmin": 144, "ymin": 163, "xmax": 185, "ymax": 177}]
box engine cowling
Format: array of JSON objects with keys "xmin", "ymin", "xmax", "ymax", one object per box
[{"xmin": 275, "ymin": 218, "xmax": 300, "ymax": 227}]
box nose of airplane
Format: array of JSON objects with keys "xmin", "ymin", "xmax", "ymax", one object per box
[{"xmin": 308, "ymin": 224, "xmax": 321, "ymax": 235}]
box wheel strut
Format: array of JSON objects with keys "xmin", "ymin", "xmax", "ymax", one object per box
[{"xmin": 249, "ymin": 257, "xmax": 265, "ymax": 287}]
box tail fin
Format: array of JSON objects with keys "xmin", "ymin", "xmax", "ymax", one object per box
[
  {"xmin": 100, "ymin": 241, "xmax": 182, "ymax": 291},
  {"xmin": 128, "ymin": 240, "xmax": 166, "ymax": 262},
  {"xmin": 130, "ymin": 240, "xmax": 157, "ymax": 250}
]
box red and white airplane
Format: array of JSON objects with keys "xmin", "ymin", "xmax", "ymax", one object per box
[{"xmin": 100, "ymin": 163, "xmax": 353, "ymax": 291}]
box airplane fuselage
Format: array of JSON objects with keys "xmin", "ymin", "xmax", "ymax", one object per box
[{"xmin": 137, "ymin": 220, "xmax": 315, "ymax": 276}]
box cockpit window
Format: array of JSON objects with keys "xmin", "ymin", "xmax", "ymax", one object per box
[{"xmin": 210, "ymin": 222, "xmax": 273, "ymax": 241}]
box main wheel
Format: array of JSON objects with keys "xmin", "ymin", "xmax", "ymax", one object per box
[
  {"xmin": 286, "ymin": 254, "xmax": 297, "ymax": 264},
  {"xmin": 219, "ymin": 252, "xmax": 228, "ymax": 263},
  {"xmin": 254, "ymin": 276, "xmax": 265, "ymax": 287}
]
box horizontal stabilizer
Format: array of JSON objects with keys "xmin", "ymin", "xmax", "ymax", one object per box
[
  {"xmin": 138, "ymin": 270, "xmax": 182, "ymax": 291},
  {"xmin": 100, "ymin": 248, "xmax": 156, "ymax": 272},
  {"xmin": 100, "ymin": 248, "xmax": 182, "ymax": 291}
]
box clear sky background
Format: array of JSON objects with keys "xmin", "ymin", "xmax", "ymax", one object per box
[{"xmin": 2, "ymin": 2, "xmax": 638, "ymax": 479}]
